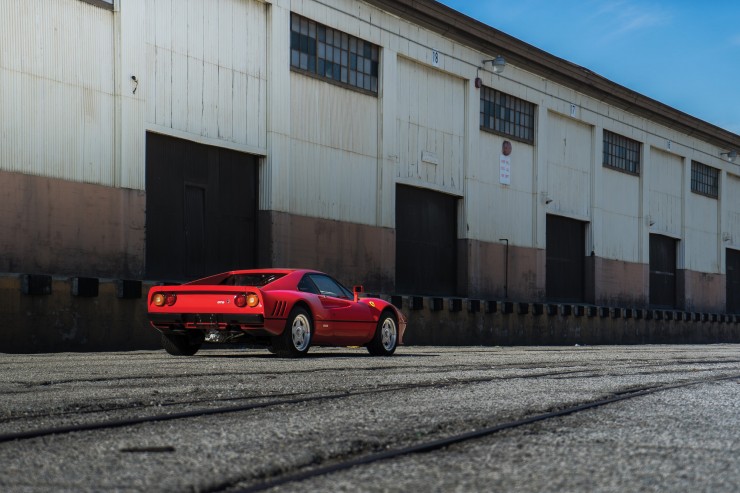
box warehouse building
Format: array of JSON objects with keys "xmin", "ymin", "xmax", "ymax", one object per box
[{"xmin": 2, "ymin": 0, "xmax": 740, "ymax": 349}]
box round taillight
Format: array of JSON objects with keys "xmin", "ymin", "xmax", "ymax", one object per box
[
  {"xmin": 246, "ymin": 293, "xmax": 259, "ymax": 307},
  {"xmin": 152, "ymin": 293, "xmax": 165, "ymax": 307},
  {"xmin": 165, "ymin": 293, "xmax": 177, "ymax": 306},
  {"xmin": 234, "ymin": 294, "xmax": 247, "ymax": 308}
]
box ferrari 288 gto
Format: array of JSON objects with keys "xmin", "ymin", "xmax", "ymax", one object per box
[{"xmin": 147, "ymin": 268, "xmax": 406, "ymax": 357}]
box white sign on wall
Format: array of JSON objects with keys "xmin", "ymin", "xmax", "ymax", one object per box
[
  {"xmin": 499, "ymin": 154, "xmax": 511, "ymax": 185},
  {"xmin": 500, "ymin": 140, "xmax": 512, "ymax": 185}
]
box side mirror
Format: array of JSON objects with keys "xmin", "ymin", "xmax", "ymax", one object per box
[{"xmin": 353, "ymin": 285, "xmax": 364, "ymax": 302}]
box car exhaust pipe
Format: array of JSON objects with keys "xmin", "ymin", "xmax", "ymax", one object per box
[{"xmin": 205, "ymin": 329, "xmax": 228, "ymax": 343}]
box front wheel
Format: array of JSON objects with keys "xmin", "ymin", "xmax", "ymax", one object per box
[
  {"xmin": 160, "ymin": 332, "xmax": 203, "ymax": 356},
  {"xmin": 367, "ymin": 312, "xmax": 398, "ymax": 356},
  {"xmin": 273, "ymin": 307, "xmax": 312, "ymax": 358}
]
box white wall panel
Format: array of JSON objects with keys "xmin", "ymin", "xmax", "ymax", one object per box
[
  {"xmin": 467, "ymin": 132, "xmax": 535, "ymax": 245},
  {"xmin": 599, "ymin": 169, "xmax": 640, "ymax": 262},
  {"xmin": 289, "ymin": 142, "xmax": 378, "ymax": 224},
  {"xmin": 545, "ymin": 112, "xmax": 592, "ymax": 219},
  {"xmin": 289, "ymin": 74, "xmax": 378, "ymax": 224},
  {"xmin": 649, "ymin": 148, "xmax": 683, "ymax": 238},
  {"xmin": 0, "ymin": 0, "xmax": 115, "ymax": 186},
  {"xmin": 146, "ymin": 0, "xmax": 267, "ymax": 151},
  {"xmin": 396, "ymin": 57, "xmax": 465, "ymax": 195},
  {"xmin": 685, "ymin": 193, "xmax": 719, "ymax": 272},
  {"xmin": 726, "ymin": 174, "xmax": 740, "ymax": 247}
]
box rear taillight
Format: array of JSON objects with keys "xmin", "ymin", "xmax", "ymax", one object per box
[
  {"xmin": 152, "ymin": 293, "xmax": 177, "ymax": 307},
  {"xmin": 234, "ymin": 293, "xmax": 259, "ymax": 308}
]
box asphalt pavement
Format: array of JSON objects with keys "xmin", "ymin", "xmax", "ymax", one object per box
[{"xmin": 1, "ymin": 345, "xmax": 739, "ymax": 492}]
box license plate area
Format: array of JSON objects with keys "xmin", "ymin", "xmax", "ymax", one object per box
[{"xmin": 183, "ymin": 314, "xmax": 221, "ymax": 329}]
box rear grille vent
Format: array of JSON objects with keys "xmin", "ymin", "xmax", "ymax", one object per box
[{"xmin": 271, "ymin": 300, "xmax": 288, "ymax": 318}]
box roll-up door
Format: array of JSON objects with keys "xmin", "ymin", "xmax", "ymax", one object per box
[
  {"xmin": 726, "ymin": 249, "xmax": 740, "ymax": 313},
  {"xmin": 395, "ymin": 185, "xmax": 458, "ymax": 296},
  {"xmin": 546, "ymin": 215, "xmax": 585, "ymax": 302},
  {"xmin": 649, "ymin": 234, "xmax": 677, "ymax": 308},
  {"xmin": 146, "ymin": 133, "xmax": 258, "ymax": 281}
]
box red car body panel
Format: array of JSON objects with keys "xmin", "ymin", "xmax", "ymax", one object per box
[{"xmin": 147, "ymin": 268, "xmax": 406, "ymax": 348}]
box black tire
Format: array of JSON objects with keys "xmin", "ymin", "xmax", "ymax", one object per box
[
  {"xmin": 367, "ymin": 311, "xmax": 398, "ymax": 356},
  {"xmin": 160, "ymin": 332, "xmax": 203, "ymax": 356},
  {"xmin": 272, "ymin": 307, "xmax": 312, "ymax": 358}
]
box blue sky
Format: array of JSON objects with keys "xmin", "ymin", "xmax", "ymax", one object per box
[{"xmin": 437, "ymin": 0, "xmax": 740, "ymax": 135}]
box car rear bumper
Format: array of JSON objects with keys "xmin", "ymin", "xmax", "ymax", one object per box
[{"xmin": 149, "ymin": 312, "xmax": 265, "ymax": 328}]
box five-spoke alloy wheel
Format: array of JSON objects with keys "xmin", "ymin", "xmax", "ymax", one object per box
[
  {"xmin": 274, "ymin": 306, "xmax": 312, "ymax": 357},
  {"xmin": 367, "ymin": 311, "xmax": 398, "ymax": 356}
]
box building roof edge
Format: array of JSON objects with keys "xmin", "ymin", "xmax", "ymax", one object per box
[{"xmin": 363, "ymin": 0, "xmax": 740, "ymax": 151}]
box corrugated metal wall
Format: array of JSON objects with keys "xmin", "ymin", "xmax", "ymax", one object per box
[
  {"xmin": 289, "ymin": 75, "xmax": 379, "ymax": 224},
  {"xmin": 396, "ymin": 57, "xmax": 465, "ymax": 196},
  {"xmin": 726, "ymin": 175, "xmax": 740, "ymax": 242},
  {"xmin": 469, "ymin": 125, "xmax": 536, "ymax": 247},
  {"xmin": 145, "ymin": 0, "xmax": 267, "ymax": 151},
  {"xmin": 686, "ymin": 185, "xmax": 719, "ymax": 272},
  {"xmin": 545, "ymin": 112, "xmax": 593, "ymax": 220},
  {"xmin": 0, "ymin": 0, "xmax": 116, "ymax": 185},
  {"xmin": 599, "ymin": 164, "xmax": 641, "ymax": 263},
  {"xmin": 2, "ymin": 0, "xmax": 739, "ymax": 302},
  {"xmin": 649, "ymin": 148, "xmax": 684, "ymax": 239}
]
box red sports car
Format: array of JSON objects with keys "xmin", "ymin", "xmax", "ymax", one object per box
[{"xmin": 147, "ymin": 268, "xmax": 406, "ymax": 357}]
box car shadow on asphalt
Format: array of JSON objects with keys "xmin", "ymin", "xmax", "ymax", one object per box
[{"xmin": 196, "ymin": 350, "xmax": 434, "ymax": 359}]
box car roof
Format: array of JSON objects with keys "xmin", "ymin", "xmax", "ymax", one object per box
[{"xmin": 228, "ymin": 268, "xmax": 322, "ymax": 276}]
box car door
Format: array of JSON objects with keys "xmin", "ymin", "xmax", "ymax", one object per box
[{"xmin": 308, "ymin": 274, "xmax": 375, "ymax": 344}]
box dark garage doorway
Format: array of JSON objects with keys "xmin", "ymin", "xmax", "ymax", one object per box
[
  {"xmin": 546, "ymin": 215, "xmax": 585, "ymax": 302},
  {"xmin": 146, "ymin": 133, "xmax": 258, "ymax": 281},
  {"xmin": 649, "ymin": 234, "xmax": 677, "ymax": 308},
  {"xmin": 726, "ymin": 249, "xmax": 740, "ymax": 313},
  {"xmin": 395, "ymin": 185, "xmax": 458, "ymax": 296}
]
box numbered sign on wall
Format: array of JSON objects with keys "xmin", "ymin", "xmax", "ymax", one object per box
[{"xmin": 431, "ymin": 50, "xmax": 440, "ymax": 67}]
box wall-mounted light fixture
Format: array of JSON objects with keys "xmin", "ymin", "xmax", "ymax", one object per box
[
  {"xmin": 131, "ymin": 75, "xmax": 139, "ymax": 95},
  {"xmin": 483, "ymin": 55, "xmax": 506, "ymax": 74},
  {"xmin": 475, "ymin": 55, "xmax": 506, "ymax": 88},
  {"xmin": 720, "ymin": 150, "xmax": 737, "ymax": 163}
]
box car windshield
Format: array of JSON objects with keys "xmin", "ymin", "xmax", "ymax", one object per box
[{"xmin": 219, "ymin": 273, "xmax": 285, "ymax": 286}]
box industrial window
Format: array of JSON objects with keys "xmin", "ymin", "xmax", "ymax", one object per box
[
  {"xmin": 290, "ymin": 13, "xmax": 379, "ymax": 95},
  {"xmin": 480, "ymin": 87, "xmax": 535, "ymax": 144},
  {"xmin": 691, "ymin": 161, "xmax": 719, "ymax": 198},
  {"xmin": 603, "ymin": 130, "xmax": 641, "ymax": 175}
]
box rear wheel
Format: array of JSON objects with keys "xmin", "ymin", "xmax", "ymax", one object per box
[
  {"xmin": 367, "ymin": 312, "xmax": 398, "ymax": 356},
  {"xmin": 160, "ymin": 332, "xmax": 203, "ymax": 356},
  {"xmin": 273, "ymin": 307, "xmax": 312, "ymax": 358}
]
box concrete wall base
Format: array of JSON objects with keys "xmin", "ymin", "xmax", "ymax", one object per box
[
  {"xmin": 392, "ymin": 296, "xmax": 740, "ymax": 346},
  {"xmin": 2, "ymin": 273, "xmax": 739, "ymax": 353},
  {"xmin": 0, "ymin": 275, "xmax": 159, "ymax": 353}
]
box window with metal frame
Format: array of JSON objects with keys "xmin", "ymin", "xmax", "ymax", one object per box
[
  {"xmin": 290, "ymin": 13, "xmax": 379, "ymax": 95},
  {"xmin": 603, "ymin": 130, "xmax": 641, "ymax": 175},
  {"xmin": 691, "ymin": 161, "xmax": 719, "ymax": 198},
  {"xmin": 479, "ymin": 86, "xmax": 535, "ymax": 144}
]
